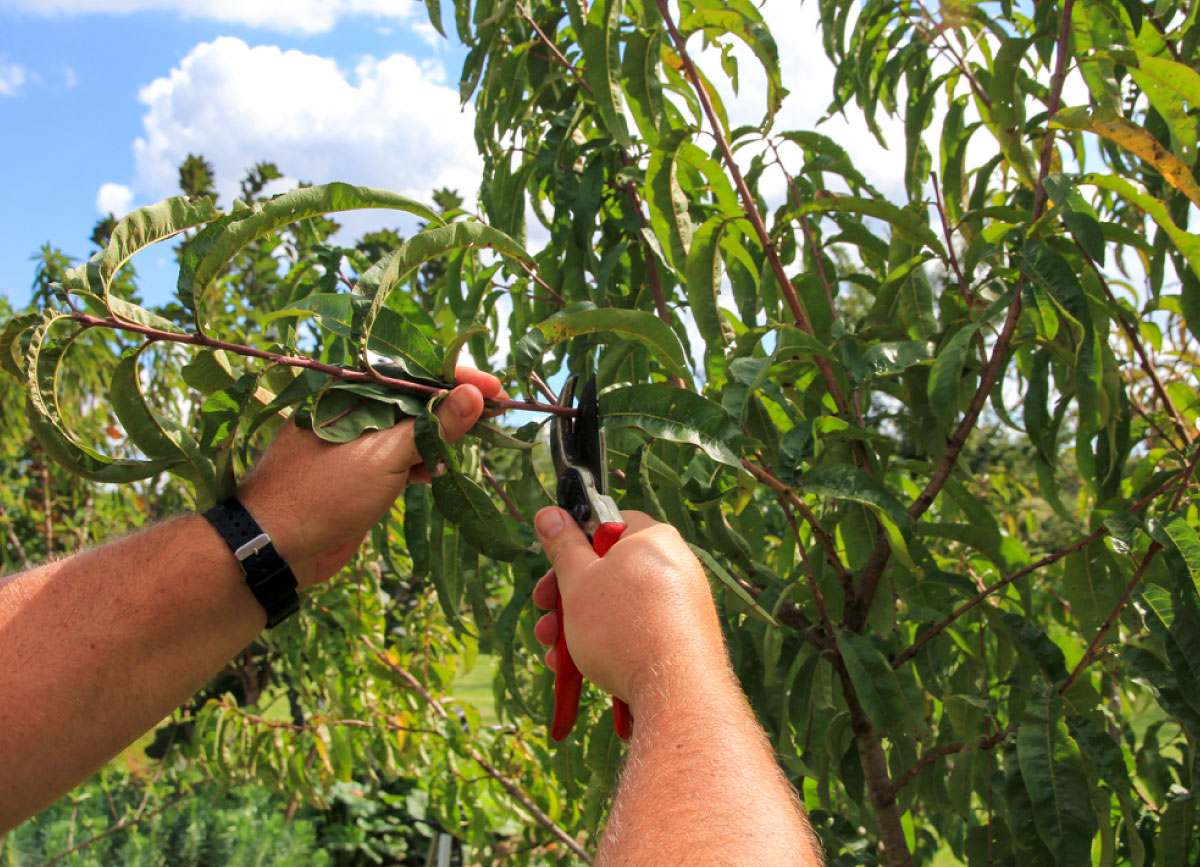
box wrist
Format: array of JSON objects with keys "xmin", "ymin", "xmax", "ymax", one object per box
[
  {"xmin": 235, "ymin": 487, "xmax": 317, "ymax": 589},
  {"xmin": 202, "ymin": 498, "xmax": 302, "ymax": 626},
  {"xmin": 625, "ymin": 648, "xmax": 739, "ymax": 720}
]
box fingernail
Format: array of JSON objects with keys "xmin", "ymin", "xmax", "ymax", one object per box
[
  {"xmin": 447, "ymin": 386, "xmax": 475, "ymax": 422},
  {"xmin": 536, "ymin": 508, "xmax": 565, "ymax": 539}
]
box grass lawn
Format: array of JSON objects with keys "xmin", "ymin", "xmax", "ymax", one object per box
[{"xmin": 450, "ymin": 654, "xmax": 500, "ymax": 727}]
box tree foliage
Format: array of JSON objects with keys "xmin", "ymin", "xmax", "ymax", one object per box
[{"xmin": 5, "ymin": 0, "xmax": 1200, "ymax": 864}]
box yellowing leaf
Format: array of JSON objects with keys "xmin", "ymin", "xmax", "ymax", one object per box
[{"xmin": 1053, "ymin": 107, "xmax": 1200, "ymax": 207}]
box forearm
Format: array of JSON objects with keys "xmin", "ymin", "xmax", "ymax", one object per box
[
  {"xmin": 0, "ymin": 515, "xmax": 262, "ymax": 831},
  {"xmin": 598, "ymin": 662, "xmax": 822, "ymax": 867}
]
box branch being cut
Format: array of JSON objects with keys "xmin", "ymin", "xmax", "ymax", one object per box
[{"xmin": 68, "ymin": 313, "xmax": 575, "ymax": 418}]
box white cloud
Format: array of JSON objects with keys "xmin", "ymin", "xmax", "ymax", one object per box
[
  {"xmin": 102, "ymin": 37, "xmax": 481, "ymax": 222},
  {"xmin": 96, "ymin": 182, "xmax": 134, "ymax": 216},
  {"xmin": 63, "ymin": 66, "xmax": 78, "ymax": 87},
  {"xmin": 0, "ymin": 0, "xmax": 417, "ymax": 34},
  {"xmin": 0, "ymin": 59, "xmax": 26, "ymax": 96}
]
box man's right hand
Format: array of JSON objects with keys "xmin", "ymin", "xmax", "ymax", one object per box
[{"xmin": 531, "ymin": 508, "xmax": 731, "ymax": 714}]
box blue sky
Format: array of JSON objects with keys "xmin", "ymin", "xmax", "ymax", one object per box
[{"xmin": 0, "ymin": 2, "xmax": 472, "ymax": 308}]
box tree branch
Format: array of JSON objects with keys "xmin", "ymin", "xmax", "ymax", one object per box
[
  {"xmin": 654, "ymin": 0, "xmax": 856, "ymax": 423},
  {"xmin": 1059, "ymin": 444, "xmax": 1200, "ymax": 692},
  {"xmin": 889, "ymin": 727, "xmax": 1013, "ymax": 796},
  {"xmin": 892, "ymin": 452, "xmax": 1196, "ymax": 669},
  {"xmin": 365, "ymin": 639, "xmax": 593, "ymax": 863},
  {"xmin": 68, "ymin": 313, "xmax": 574, "ymax": 418},
  {"xmin": 1075, "ymin": 240, "xmax": 1191, "ymax": 447},
  {"xmin": 831, "ymin": 655, "xmax": 915, "ymax": 867},
  {"xmin": 482, "ymin": 463, "xmax": 527, "ymax": 523},
  {"xmin": 849, "ymin": 0, "xmax": 1081, "ymax": 630},
  {"xmin": 741, "ymin": 458, "xmax": 852, "ymax": 591}
]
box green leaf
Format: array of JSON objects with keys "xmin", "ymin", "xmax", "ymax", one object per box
[
  {"xmin": 780, "ymin": 131, "xmax": 882, "ymax": 196},
  {"xmin": 269, "ymin": 293, "xmax": 442, "ymax": 382},
  {"xmin": 530, "ymin": 306, "xmax": 693, "ymax": 385},
  {"xmin": 684, "ymin": 215, "xmax": 734, "ymax": 349},
  {"xmin": 927, "ymin": 322, "xmax": 979, "ymax": 427},
  {"xmin": 0, "ymin": 313, "xmax": 38, "ymax": 380},
  {"xmin": 678, "ymin": 0, "xmax": 787, "ymax": 126},
  {"xmin": 181, "ymin": 349, "xmax": 238, "ymax": 396},
  {"xmin": 189, "ymin": 184, "xmax": 443, "ymax": 322},
  {"xmin": 1017, "ymin": 690, "xmax": 1097, "ymax": 866},
  {"xmin": 1161, "ymin": 515, "xmax": 1200, "ymax": 599},
  {"xmin": 601, "ymin": 385, "xmax": 742, "ymax": 467},
  {"xmin": 646, "ymin": 129, "xmax": 697, "ymax": 271},
  {"xmin": 363, "ymin": 222, "xmax": 530, "ymax": 366},
  {"xmin": 1082, "ymin": 173, "xmax": 1200, "ymax": 284},
  {"xmin": 580, "ymin": 0, "xmax": 632, "ymax": 149},
  {"xmin": 309, "ymin": 387, "xmax": 401, "ymax": 444},
  {"xmin": 800, "ymin": 464, "xmax": 906, "ymax": 526},
  {"xmin": 111, "ymin": 344, "xmax": 217, "ymax": 501},
  {"xmin": 689, "ymin": 544, "xmax": 779, "ymax": 626},
  {"xmin": 1087, "ymin": 50, "xmax": 1200, "ymax": 165},
  {"xmin": 25, "ymin": 315, "xmax": 178, "ymax": 482},
  {"xmin": 414, "ymin": 399, "xmax": 526, "ymax": 561},
  {"xmin": 621, "ymin": 29, "xmax": 666, "ymax": 145},
  {"xmin": 852, "ymin": 339, "xmax": 932, "ymax": 381},
  {"xmin": 1154, "ymin": 799, "xmax": 1195, "ymax": 867},
  {"xmin": 94, "ymin": 195, "xmax": 220, "ymax": 311},
  {"xmin": 424, "ymin": 0, "xmax": 446, "ymax": 37},
  {"xmin": 441, "ymin": 327, "xmax": 488, "ymax": 384},
  {"xmin": 784, "ymin": 196, "xmax": 946, "ymax": 259},
  {"xmin": 836, "ymin": 632, "xmax": 914, "ymax": 735}
]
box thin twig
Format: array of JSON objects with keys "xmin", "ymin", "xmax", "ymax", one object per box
[
  {"xmin": 1075, "ymin": 240, "xmax": 1190, "ymax": 446},
  {"xmin": 741, "ymin": 458, "xmax": 852, "ymax": 589},
  {"xmin": 38, "ymin": 793, "xmax": 194, "ymax": 867},
  {"xmin": 529, "ymin": 371, "xmax": 558, "ymax": 404},
  {"xmin": 516, "ymin": 2, "xmax": 592, "ymax": 94},
  {"xmin": 1060, "ymin": 444, "xmax": 1200, "ymax": 691},
  {"xmin": 892, "ymin": 453, "xmax": 1196, "ymax": 669},
  {"xmin": 654, "ymin": 0, "xmax": 855, "ymax": 424},
  {"xmin": 518, "ymin": 260, "xmax": 566, "ymax": 307},
  {"xmin": 0, "ymin": 502, "xmax": 31, "ymax": 571},
  {"xmin": 482, "ymin": 463, "xmax": 526, "ymax": 522},
  {"xmin": 364, "ymin": 639, "xmax": 593, "ymax": 863},
  {"xmin": 889, "ymin": 727, "xmax": 1013, "ymax": 796}
]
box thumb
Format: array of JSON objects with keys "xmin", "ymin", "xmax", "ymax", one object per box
[
  {"xmin": 435, "ymin": 384, "xmax": 486, "ymax": 443},
  {"xmin": 535, "ymin": 507, "xmax": 597, "ymax": 592},
  {"xmin": 385, "ymin": 384, "xmax": 485, "ymax": 475}
]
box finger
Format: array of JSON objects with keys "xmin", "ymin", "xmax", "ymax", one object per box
[
  {"xmin": 482, "ymin": 389, "xmax": 509, "ymax": 419},
  {"xmin": 535, "ymin": 507, "xmax": 597, "ymax": 592},
  {"xmin": 534, "ymin": 611, "xmax": 559, "ymax": 646},
  {"xmin": 453, "ymin": 366, "xmax": 503, "ymax": 398},
  {"xmin": 385, "ymin": 384, "xmax": 485, "ymax": 474},
  {"xmin": 544, "ymin": 645, "xmax": 559, "ymax": 673},
  {"xmin": 532, "ymin": 569, "xmax": 558, "ymax": 610}
]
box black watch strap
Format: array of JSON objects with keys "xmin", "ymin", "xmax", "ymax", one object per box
[{"xmin": 203, "ymin": 498, "xmax": 300, "ymax": 628}]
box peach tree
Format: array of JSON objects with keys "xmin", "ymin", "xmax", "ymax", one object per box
[{"xmin": 6, "ymin": 0, "xmax": 1200, "ymax": 864}]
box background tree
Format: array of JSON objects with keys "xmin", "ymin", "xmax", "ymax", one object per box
[{"xmin": 4, "ymin": 0, "xmax": 1200, "ymax": 865}]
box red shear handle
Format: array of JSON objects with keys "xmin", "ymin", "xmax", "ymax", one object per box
[{"xmin": 549, "ymin": 522, "xmax": 633, "ymax": 741}]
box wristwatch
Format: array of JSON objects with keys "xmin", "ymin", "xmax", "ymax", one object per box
[{"xmin": 202, "ymin": 498, "xmax": 300, "ymax": 628}]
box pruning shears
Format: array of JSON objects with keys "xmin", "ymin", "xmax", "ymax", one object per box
[{"xmin": 548, "ymin": 374, "xmax": 633, "ymax": 742}]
